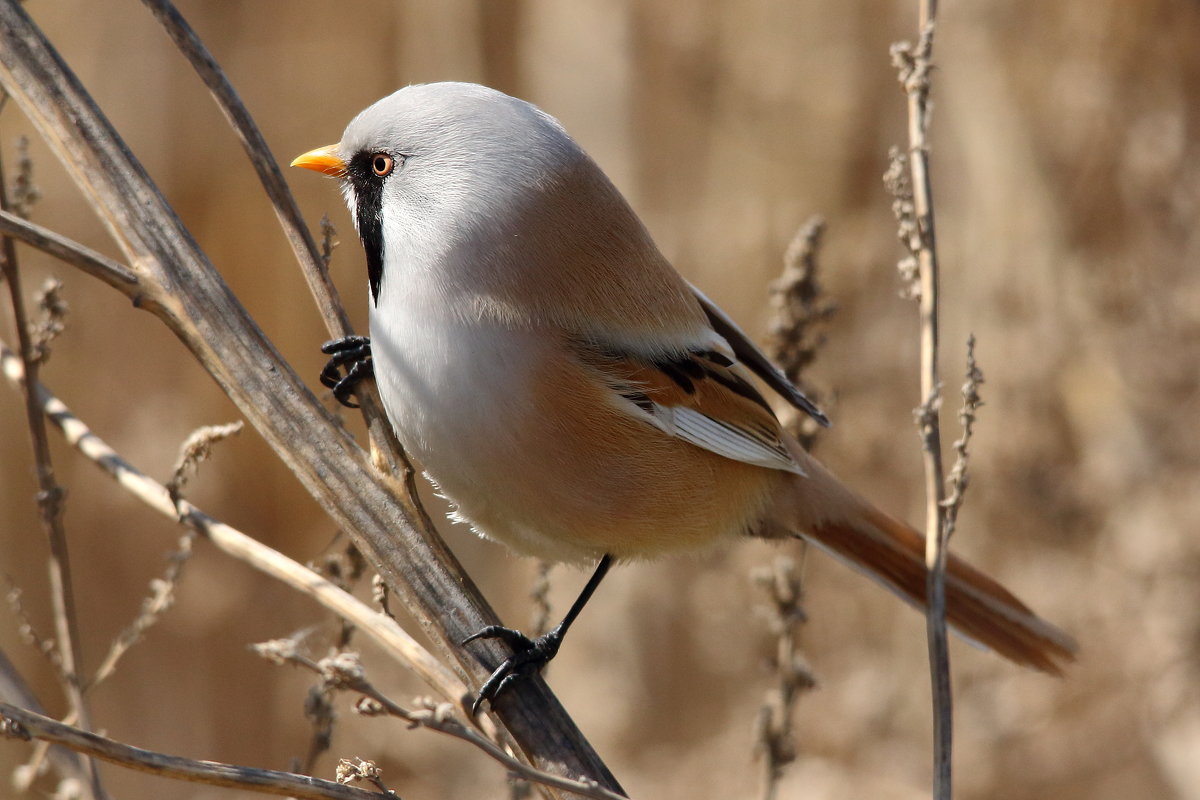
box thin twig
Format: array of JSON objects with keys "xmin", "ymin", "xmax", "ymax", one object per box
[
  {"xmin": 529, "ymin": 562, "xmax": 553, "ymax": 639},
  {"xmin": 86, "ymin": 530, "xmax": 194, "ymax": 692},
  {"xmin": 751, "ymin": 557, "xmax": 816, "ymax": 800},
  {"xmin": 165, "ymin": 421, "xmax": 244, "ymax": 510},
  {"xmin": 335, "ymin": 758, "xmax": 395, "ymax": 796},
  {"xmin": 889, "ymin": 1, "xmax": 952, "ymax": 796},
  {"xmin": 513, "ymin": 557, "xmax": 552, "ymax": 793},
  {"xmin": 0, "ymin": 106, "xmax": 106, "ymax": 800},
  {"xmin": 257, "ymin": 647, "xmax": 630, "ymax": 800},
  {"xmin": 750, "ymin": 218, "xmax": 830, "ymax": 797},
  {"xmin": 0, "ymin": 702, "xmax": 392, "ymax": 800},
  {"xmin": 298, "ymin": 682, "xmax": 338, "ymax": 777},
  {"xmin": 312, "ymin": 540, "xmax": 368, "ymax": 650},
  {"xmin": 278, "ymin": 551, "xmax": 363, "ymax": 774},
  {"xmin": 5, "ymin": 582, "xmax": 65, "ymax": 683}
]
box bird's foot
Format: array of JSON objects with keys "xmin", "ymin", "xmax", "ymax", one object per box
[
  {"xmin": 320, "ymin": 336, "xmax": 373, "ymax": 408},
  {"xmin": 462, "ymin": 624, "xmax": 563, "ymax": 714}
]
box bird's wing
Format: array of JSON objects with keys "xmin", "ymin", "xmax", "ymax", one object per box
[
  {"xmin": 688, "ymin": 283, "xmax": 829, "ymax": 427},
  {"xmin": 577, "ymin": 342, "xmax": 805, "ymax": 474}
]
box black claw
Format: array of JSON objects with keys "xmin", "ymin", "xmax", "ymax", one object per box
[
  {"xmin": 319, "ymin": 336, "xmax": 373, "ymax": 409},
  {"xmin": 462, "ymin": 625, "xmax": 564, "ymax": 714},
  {"xmin": 462, "ymin": 625, "xmax": 533, "ymax": 650},
  {"xmin": 462, "ymin": 555, "xmax": 614, "ymax": 715},
  {"xmin": 489, "ymin": 672, "xmax": 523, "ymax": 707}
]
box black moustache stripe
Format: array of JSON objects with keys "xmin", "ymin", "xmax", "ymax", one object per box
[{"xmin": 347, "ymin": 153, "xmax": 385, "ymax": 305}]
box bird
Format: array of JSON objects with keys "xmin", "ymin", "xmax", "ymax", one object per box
[{"xmin": 292, "ymin": 82, "xmax": 1076, "ymax": 711}]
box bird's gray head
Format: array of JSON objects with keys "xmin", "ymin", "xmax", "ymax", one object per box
[
  {"xmin": 294, "ymin": 82, "xmax": 665, "ymax": 329},
  {"xmin": 327, "ymin": 82, "xmax": 588, "ymax": 304}
]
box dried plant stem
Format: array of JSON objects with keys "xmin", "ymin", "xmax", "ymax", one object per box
[
  {"xmin": 86, "ymin": 529, "xmax": 194, "ymax": 692},
  {"xmin": 0, "ymin": 703, "xmax": 390, "ymax": 800},
  {"xmin": 530, "ymin": 561, "xmax": 553, "ymax": 639},
  {"xmin": 891, "ymin": 0, "xmax": 952, "ymax": 796},
  {"xmin": 752, "ymin": 557, "xmax": 816, "ymax": 800},
  {"xmin": 0, "ymin": 338, "xmax": 472, "ymax": 715},
  {"xmin": 766, "ymin": 216, "xmax": 836, "ymax": 449},
  {"xmin": 269, "ymin": 651, "xmax": 631, "ymax": 800},
  {"xmin": 0, "ymin": 125, "xmax": 106, "ymax": 800},
  {"xmin": 5, "ymin": 584, "xmax": 64, "ymax": 682},
  {"xmin": 749, "ymin": 218, "xmax": 831, "ymax": 796}
]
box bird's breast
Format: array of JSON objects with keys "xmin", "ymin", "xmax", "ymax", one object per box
[{"xmin": 368, "ymin": 287, "xmax": 535, "ymax": 469}]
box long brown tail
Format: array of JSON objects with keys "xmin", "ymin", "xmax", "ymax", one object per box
[{"xmin": 771, "ymin": 449, "xmax": 1078, "ymax": 674}]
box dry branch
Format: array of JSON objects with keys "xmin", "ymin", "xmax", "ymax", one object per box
[
  {"xmin": 752, "ymin": 557, "xmax": 816, "ymax": 800},
  {"xmin": 86, "ymin": 528, "xmax": 194, "ymax": 692},
  {"xmin": 890, "ymin": 1, "xmax": 953, "ymax": 796},
  {"xmin": 260, "ymin": 649, "xmax": 631, "ymax": 800},
  {"xmin": 0, "ymin": 702, "xmax": 392, "ymax": 800},
  {"xmin": 0, "ymin": 3, "xmax": 619, "ymax": 793}
]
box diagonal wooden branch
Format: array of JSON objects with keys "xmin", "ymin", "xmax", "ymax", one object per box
[
  {"xmin": 135, "ymin": 0, "xmax": 410, "ymax": 485},
  {"xmin": 0, "ymin": 702, "xmax": 391, "ymax": 800},
  {"xmin": 0, "ymin": 2, "xmax": 620, "ymax": 795}
]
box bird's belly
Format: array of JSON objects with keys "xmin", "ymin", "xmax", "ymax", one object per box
[{"xmin": 368, "ymin": 306, "xmax": 780, "ymax": 564}]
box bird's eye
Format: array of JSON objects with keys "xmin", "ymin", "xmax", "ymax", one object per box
[{"xmin": 371, "ymin": 153, "xmax": 394, "ymax": 177}]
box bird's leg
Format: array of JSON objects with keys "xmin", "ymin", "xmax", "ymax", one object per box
[
  {"xmin": 464, "ymin": 554, "xmax": 613, "ymax": 714},
  {"xmin": 319, "ymin": 336, "xmax": 373, "ymax": 408}
]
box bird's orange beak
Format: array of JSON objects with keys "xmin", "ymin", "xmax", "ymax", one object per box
[{"xmin": 290, "ymin": 144, "xmax": 347, "ymax": 177}]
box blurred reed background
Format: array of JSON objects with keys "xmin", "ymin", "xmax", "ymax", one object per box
[{"xmin": 2, "ymin": 1, "xmax": 1198, "ymax": 798}]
